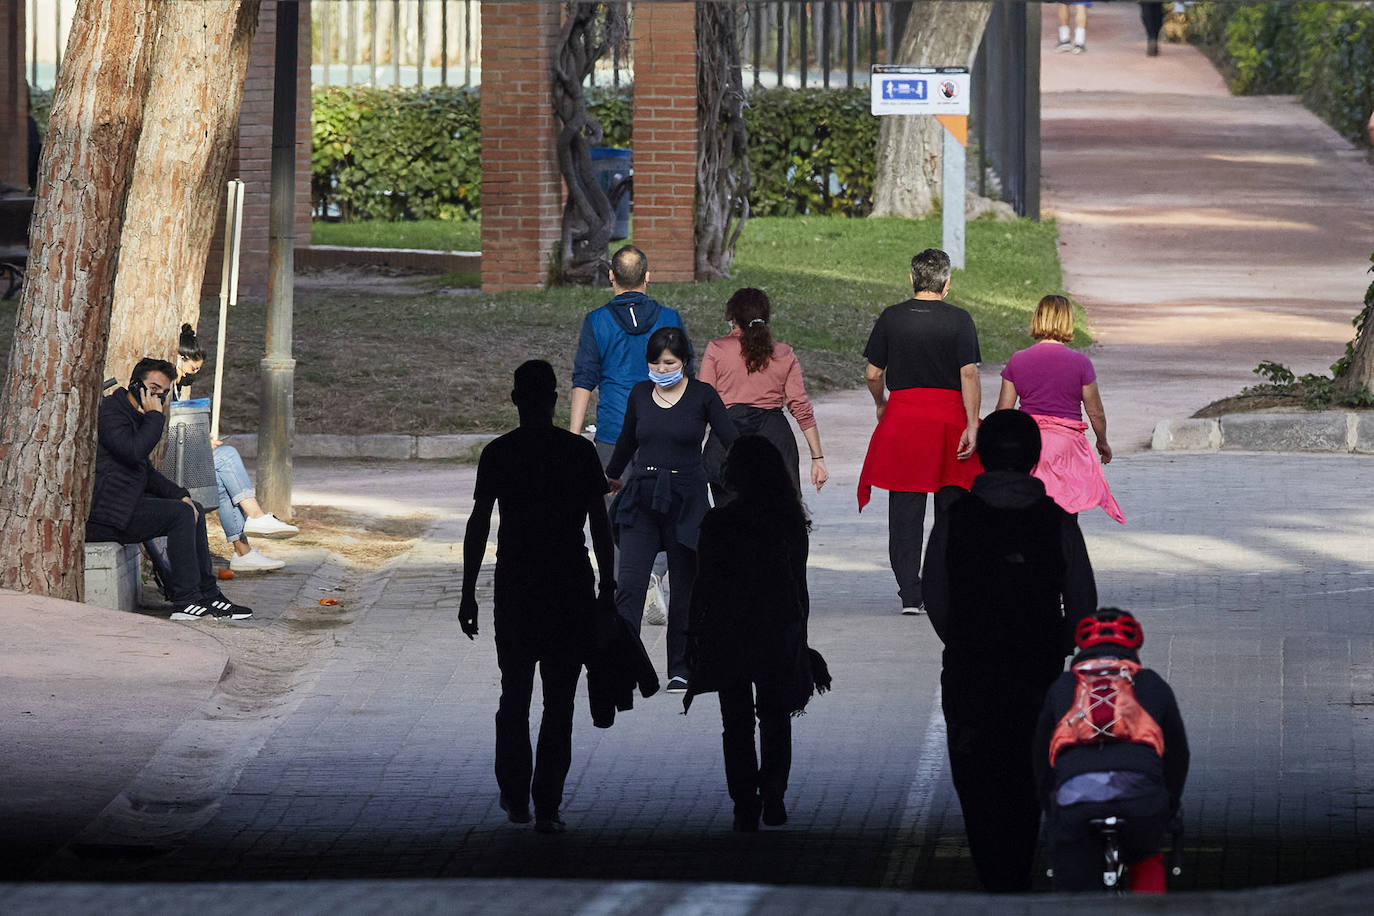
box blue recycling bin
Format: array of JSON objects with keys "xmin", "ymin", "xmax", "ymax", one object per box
[{"xmin": 590, "ymin": 146, "xmax": 632, "ymax": 240}]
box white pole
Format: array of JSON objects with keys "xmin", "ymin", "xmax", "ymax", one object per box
[
  {"xmin": 211, "ymin": 179, "xmax": 244, "ymax": 441},
  {"xmin": 942, "ymin": 126, "xmax": 966, "ymax": 270}
]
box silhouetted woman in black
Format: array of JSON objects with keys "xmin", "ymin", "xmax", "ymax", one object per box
[{"xmin": 684, "ymin": 436, "xmax": 828, "ymax": 831}]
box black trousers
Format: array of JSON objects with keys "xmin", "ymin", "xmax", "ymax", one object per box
[
  {"xmin": 493, "ymin": 642, "xmax": 581, "ymax": 820},
  {"xmin": 87, "ymin": 497, "xmax": 217, "ymax": 605},
  {"xmin": 1140, "ymin": 2, "xmax": 1165, "ymax": 40},
  {"xmin": 1050, "ymin": 788, "xmax": 1171, "ymax": 891},
  {"xmin": 614, "ymin": 514, "xmax": 695, "ymax": 679},
  {"xmin": 719, "ymin": 680, "xmax": 792, "ymax": 807},
  {"xmin": 888, "ymin": 490, "xmax": 929, "ymax": 607}
]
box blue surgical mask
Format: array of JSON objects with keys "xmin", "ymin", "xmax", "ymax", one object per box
[{"xmin": 648, "ymin": 368, "xmax": 683, "ymax": 388}]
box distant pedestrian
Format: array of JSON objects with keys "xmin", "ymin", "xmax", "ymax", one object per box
[
  {"xmin": 699, "ymin": 287, "xmax": 828, "ymax": 502},
  {"xmin": 858, "ymin": 248, "xmax": 982, "ymax": 616},
  {"xmin": 86, "ymin": 358, "xmax": 253, "ymax": 622},
  {"xmin": 996, "ymin": 295, "xmax": 1124, "ymax": 523},
  {"xmin": 923, "ymin": 409, "xmax": 1097, "ymax": 893},
  {"xmin": 570, "ymin": 244, "xmax": 688, "ymax": 625},
  {"xmin": 605, "ymin": 327, "xmax": 738, "ymax": 693},
  {"xmin": 172, "ymin": 324, "xmax": 297, "ymax": 573},
  {"xmin": 684, "ymin": 436, "xmax": 829, "ymax": 831},
  {"xmin": 1140, "ymin": 2, "xmax": 1165, "ymax": 56},
  {"xmin": 460, "ymin": 360, "xmax": 616, "ymax": 834},
  {"xmin": 1034, "ymin": 609, "xmax": 1190, "ymax": 892},
  {"xmin": 1056, "ymin": 1, "xmax": 1090, "ymax": 54}
]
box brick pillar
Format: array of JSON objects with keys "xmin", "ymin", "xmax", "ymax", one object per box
[
  {"xmin": 0, "ymin": 0, "xmax": 27, "ymax": 189},
  {"xmin": 632, "ymin": 1, "xmax": 697, "ymax": 283},
  {"xmin": 479, "ymin": 1, "xmax": 562, "ymax": 292},
  {"xmin": 203, "ymin": 0, "xmax": 313, "ymax": 300}
]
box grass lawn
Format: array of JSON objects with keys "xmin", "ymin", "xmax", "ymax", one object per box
[
  {"xmin": 1, "ymin": 215, "xmax": 1074, "ymax": 436},
  {"xmin": 312, "ymin": 219, "xmax": 482, "ymax": 252}
]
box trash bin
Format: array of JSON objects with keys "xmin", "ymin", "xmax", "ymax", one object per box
[
  {"xmin": 159, "ymin": 397, "xmax": 219, "ymax": 509},
  {"xmin": 590, "ymin": 146, "xmax": 632, "ymax": 240}
]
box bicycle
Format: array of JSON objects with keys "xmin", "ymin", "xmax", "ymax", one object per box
[{"xmin": 1047, "ymin": 807, "xmax": 1184, "ymax": 893}]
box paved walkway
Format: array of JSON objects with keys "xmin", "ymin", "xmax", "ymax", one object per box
[{"xmin": 4, "ymin": 4, "xmax": 1374, "ymax": 911}]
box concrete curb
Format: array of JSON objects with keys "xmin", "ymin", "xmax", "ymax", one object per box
[
  {"xmin": 1152, "ymin": 411, "xmax": 1374, "ymax": 453},
  {"xmin": 228, "ymin": 433, "xmax": 496, "ymax": 460}
]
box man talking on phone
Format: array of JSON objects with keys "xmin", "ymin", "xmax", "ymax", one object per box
[{"xmin": 86, "ymin": 357, "xmax": 253, "ymax": 621}]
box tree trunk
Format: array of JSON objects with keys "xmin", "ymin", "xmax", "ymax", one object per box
[
  {"xmin": 104, "ymin": 1, "xmax": 261, "ymax": 385},
  {"xmin": 871, "ymin": 1, "xmax": 990, "ymax": 219},
  {"xmin": 0, "ymin": 0, "xmax": 159, "ymax": 600},
  {"xmin": 695, "ymin": 1, "xmax": 750, "ymax": 281},
  {"xmin": 1335, "ymin": 259, "xmax": 1374, "ymax": 399}
]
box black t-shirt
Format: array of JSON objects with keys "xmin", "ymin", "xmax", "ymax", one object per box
[
  {"xmin": 863, "ymin": 298, "xmax": 981, "ymax": 391},
  {"xmin": 605, "ymin": 379, "xmax": 737, "ymax": 479},
  {"xmin": 474, "ymin": 424, "xmax": 608, "ymax": 573}
]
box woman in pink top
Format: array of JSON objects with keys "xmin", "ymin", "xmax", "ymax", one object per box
[
  {"xmin": 700, "ymin": 288, "xmax": 828, "ymax": 499},
  {"xmin": 996, "ymin": 295, "xmax": 1124, "ymax": 523}
]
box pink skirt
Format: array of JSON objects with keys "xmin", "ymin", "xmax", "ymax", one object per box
[{"xmin": 1031, "ymin": 414, "xmax": 1125, "ymax": 523}]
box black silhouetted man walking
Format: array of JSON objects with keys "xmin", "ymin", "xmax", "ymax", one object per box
[{"xmin": 460, "ymin": 360, "xmax": 615, "ymax": 833}]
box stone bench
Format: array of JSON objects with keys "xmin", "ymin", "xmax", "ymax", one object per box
[{"xmin": 84, "ymin": 542, "xmax": 142, "ymax": 612}]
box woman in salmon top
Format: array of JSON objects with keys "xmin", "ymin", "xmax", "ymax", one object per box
[
  {"xmin": 699, "ymin": 288, "xmax": 828, "ymax": 501},
  {"xmin": 996, "ymin": 295, "xmax": 1124, "ymax": 523}
]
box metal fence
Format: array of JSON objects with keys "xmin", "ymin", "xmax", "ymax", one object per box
[{"xmin": 312, "ymin": 0, "xmax": 483, "ymax": 89}]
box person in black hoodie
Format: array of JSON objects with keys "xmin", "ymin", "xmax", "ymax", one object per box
[
  {"xmin": 923, "ymin": 408, "xmax": 1096, "ymax": 892},
  {"xmin": 1034, "ymin": 609, "xmax": 1189, "ymax": 892},
  {"xmin": 86, "ymin": 358, "xmax": 252, "ymax": 621}
]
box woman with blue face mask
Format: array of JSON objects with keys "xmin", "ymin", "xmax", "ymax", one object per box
[{"xmin": 605, "ymin": 326, "xmax": 739, "ymax": 693}]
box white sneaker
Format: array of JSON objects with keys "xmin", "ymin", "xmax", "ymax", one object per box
[
  {"xmin": 643, "ymin": 573, "xmax": 667, "ymax": 626},
  {"xmin": 230, "ymin": 547, "xmax": 285, "ymax": 572},
  {"xmin": 242, "ymin": 513, "xmax": 299, "ymax": 538}
]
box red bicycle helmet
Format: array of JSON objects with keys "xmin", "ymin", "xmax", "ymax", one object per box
[{"xmin": 1075, "ymin": 609, "xmax": 1144, "ymax": 651}]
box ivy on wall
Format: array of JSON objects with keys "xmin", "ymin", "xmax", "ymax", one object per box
[
  {"xmin": 1191, "ymin": 2, "xmax": 1374, "ymax": 146},
  {"xmin": 311, "ymin": 85, "xmax": 881, "ymax": 222}
]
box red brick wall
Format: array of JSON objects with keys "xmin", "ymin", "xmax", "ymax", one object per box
[
  {"xmin": 631, "ymin": 1, "xmax": 697, "ymax": 283},
  {"xmin": 0, "ymin": 0, "xmax": 27, "ymax": 189},
  {"xmin": 203, "ymin": 0, "xmax": 313, "ymax": 300},
  {"xmin": 478, "ymin": 1, "xmax": 562, "ymax": 292}
]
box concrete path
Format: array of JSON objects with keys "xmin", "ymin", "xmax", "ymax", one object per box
[
  {"xmin": 4, "ymin": 4, "xmax": 1374, "ymax": 911},
  {"xmin": 1039, "ymin": 3, "xmax": 1374, "ymax": 452}
]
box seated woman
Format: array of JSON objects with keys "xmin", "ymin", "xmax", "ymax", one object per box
[
  {"xmin": 684, "ymin": 436, "xmax": 828, "ymax": 832},
  {"xmin": 174, "ymin": 324, "xmax": 297, "ymax": 571}
]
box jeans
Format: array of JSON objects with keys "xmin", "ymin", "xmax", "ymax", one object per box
[
  {"xmin": 494, "ymin": 643, "xmax": 582, "ymax": 820},
  {"xmin": 213, "ymin": 445, "xmax": 255, "ymax": 543},
  {"xmin": 87, "ymin": 497, "xmax": 219, "ymax": 605}
]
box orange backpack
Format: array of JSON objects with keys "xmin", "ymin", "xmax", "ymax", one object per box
[{"xmin": 1048, "ymin": 657, "xmax": 1165, "ymax": 766}]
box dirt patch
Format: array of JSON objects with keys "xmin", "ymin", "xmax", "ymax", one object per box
[
  {"xmin": 208, "ymin": 505, "xmax": 436, "ymax": 570},
  {"xmin": 1192, "ymin": 391, "xmax": 1308, "ymax": 418}
]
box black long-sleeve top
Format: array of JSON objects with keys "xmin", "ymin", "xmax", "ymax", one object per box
[
  {"xmin": 88, "ymin": 390, "xmax": 189, "ymax": 531},
  {"xmin": 606, "ymin": 379, "xmax": 738, "ymax": 550}
]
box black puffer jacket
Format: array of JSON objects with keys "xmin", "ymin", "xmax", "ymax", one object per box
[{"xmin": 87, "ymin": 389, "xmax": 188, "ymax": 531}]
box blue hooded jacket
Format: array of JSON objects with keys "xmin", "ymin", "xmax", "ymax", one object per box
[{"xmin": 572, "ymin": 291, "xmax": 690, "ymax": 445}]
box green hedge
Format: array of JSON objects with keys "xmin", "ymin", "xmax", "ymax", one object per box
[
  {"xmin": 311, "ymin": 85, "xmax": 878, "ymax": 222},
  {"xmin": 1191, "ymin": 2, "xmax": 1374, "ymax": 146}
]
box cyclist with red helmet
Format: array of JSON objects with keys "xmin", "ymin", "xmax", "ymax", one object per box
[{"xmin": 1033, "ymin": 608, "xmax": 1190, "ymax": 892}]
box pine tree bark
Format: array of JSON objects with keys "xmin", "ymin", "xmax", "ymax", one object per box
[
  {"xmin": 1334, "ymin": 259, "xmax": 1374, "ymax": 399},
  {"xmin": 871, "ymin": 2, "xmax": 990, "ymax": 219},
  {"xmin": 0, "ymin": 0, "xmax": 160, "ymax": 600},
  {"xmin": 104, "ymin": 1, "xmax": 261, "ymax": 385}
]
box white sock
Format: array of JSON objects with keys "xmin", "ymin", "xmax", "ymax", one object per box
[
  {"xmin": 1075, "ymin": 27, "xmax": 1086, "ymax": 46},
  {"xmin": 1059, "ymin": 25, "xmax": 1071, "ymax": 43}
]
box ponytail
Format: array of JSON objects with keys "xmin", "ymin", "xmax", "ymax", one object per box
[
  {"xmin": 177, "ymin": 323, "xmax": 206, "ymax": 362},
  {"xmin": 725, "ymin": 287, "xmax": 774, "ymax": 374}
]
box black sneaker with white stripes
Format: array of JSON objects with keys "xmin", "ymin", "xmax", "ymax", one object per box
[
  {"xmin": 209, "ymin": 595, "xmax": 254, "ymax": 620},
  {"xmin": 169, "ymin": 602, "xmax": 217, "ymax": 621}
]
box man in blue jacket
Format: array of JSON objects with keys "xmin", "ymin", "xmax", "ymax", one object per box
[
  {"xmin": 569, "ymin": 245, "xmax": 690, "ymax": 459},
  {"xmin": 569, "ymin": 246, "xmax": 689, "ymax": 624},
  {"xmin": 86, "ymin": 358, "xmax": 252, "ymax": 622}
]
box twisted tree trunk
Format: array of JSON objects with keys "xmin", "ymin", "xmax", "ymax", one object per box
[
  {"xmin": 104, "ymin": 1, "xmax": 261, "ymax": 386},
  {"xmin": 872, "ymin": 1, "xmax": 989, "ymax": 218},
  {"xmin": 695, "ymin": 1, "xmax": 750, "ymax": 280},
  {"xmin": 1334, "ymin": 257, "xmax": 1374, "ymax": 400},
  {"xmin": 0, "ymin": 0, "xmax": 159, "ymax": 600},
  {"xmin": 552, "ymin": 2, "xmax": 626, "ymax": 285}
]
